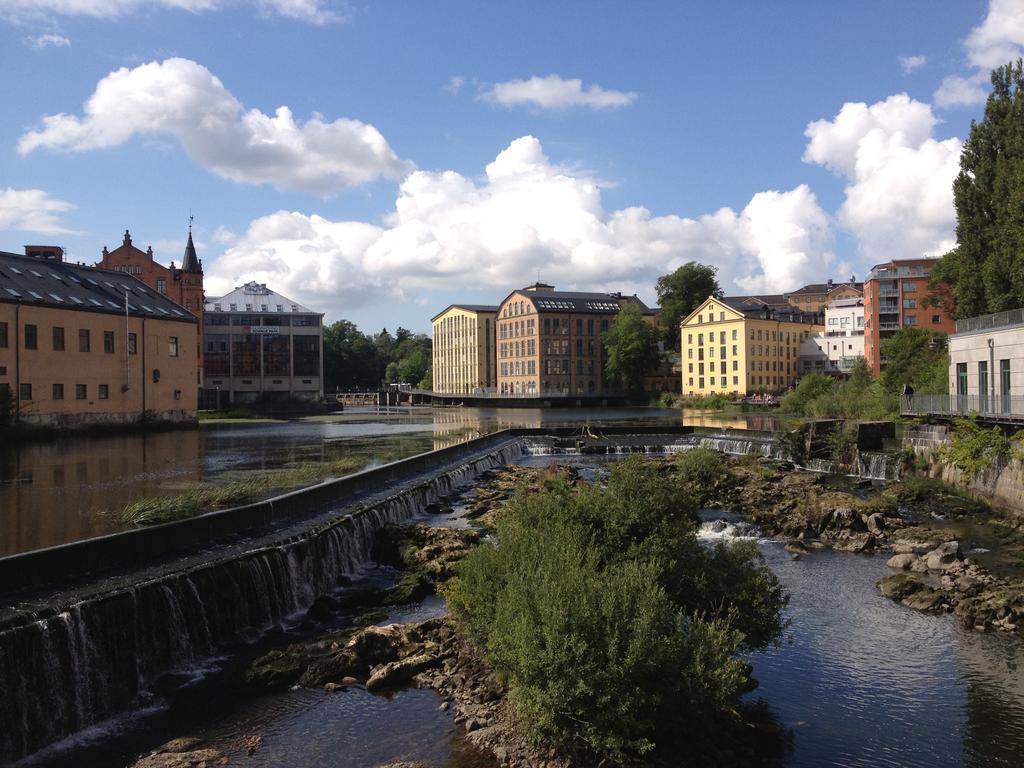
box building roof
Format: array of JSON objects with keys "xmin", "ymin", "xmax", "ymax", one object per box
[
  {"xmin": 431, "ymin": 303, "xmax": 499, "ymax": 322},
  {"xmin": 205, "ymin": 281, "xmax": 320, "ymax": 315},
  {"xmin": 718, "ymin": 295, "xmax": 821, "ymax": 323},
  {"xmin": 180, "ymin": 229, "xmax": 202, "ymax": 274},
  {"xmin": 512, "ymin": 288, "xmax": 656, "ymax": 315},
  {"xmin": 725, "ymin": 293, "xmax": 791, "ymax": 309},
  {"xmin": 790, "ymin": 280, "xmax": 863, "ymax": 296},
  {"xmin": 0, "ymin": 250, "xmax": 197, "ymax": 323}
]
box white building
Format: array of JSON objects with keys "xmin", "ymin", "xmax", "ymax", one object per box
[
  {"xmin": 800, "ymin": 297, "xmax": 865, "ymax": 374},
  {"xmin": 201, "ymin": 282, "xmax": 324, "ymax": 406},
  {"xmin": 947, "ymin": 309, "xmax": 1024, "ymax": 414}
]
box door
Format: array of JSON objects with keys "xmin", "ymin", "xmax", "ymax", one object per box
[
  {"xmin": 1000, "ymin": 358, "xmax": 1011, "ymax": 413},
  {"xmin": 956, "ymin": 363, "xmax": 968, "ymax": 414},
  {"xmin": 978, "ymin": 360, "xmax": 989, "ymax": 414}
]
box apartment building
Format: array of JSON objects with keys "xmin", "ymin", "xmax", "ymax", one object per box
[
  {"xmin": 495, "ymin": 283, "xmax": 656, "ymax": 396},
  {"xmin": 800, "ymin": 297, "xmax": 865, "ymax": 374},
  {"xmin": 0, "ymin": 248, "xmax": 198, "ymax": 426},
  {"xmin": 787, "ymin": 278, "xmax": 863, "ymax": 312},
  {"xmin": 431, "ymin": 304, "xmax": 498, "ymax": 394},
  {"xmin": 680, "ymin": 296, "xmax": 823, "ymax": 396},
  {"xmin": 97, "ymin": 228, "xmax": 205, "ymax": 390},
  {"xmin": 863, "ymin": 257, "xmax": 955, "ymax": 376},
  {"xmin": 202, "ymin": 282, "xmax": 324, "ymax": 405}
]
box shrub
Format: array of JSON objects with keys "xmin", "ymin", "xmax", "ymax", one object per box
[
  {"xmin": 446, "ymin": 456, "xmax": 786, "ymax": 765},
  {"xmin": 936, "ymin": 418, "xmax": 1011, "ymax": 480}
]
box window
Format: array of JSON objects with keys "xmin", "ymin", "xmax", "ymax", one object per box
[
  {"xmin": 128, "ymin": 333, "xmax": 137, "ymax": 355},
  {"xmin": 699, "ymin": 377, "xmax": 705, "ymax": 388},
  {"xmin": 104, "ymin": 331, "xmax": 115, "ymax": 354},
  {"xmin": 19, "ymin": 383, "xmax": 31, "ymax": 400},
  {"xmin": 732, "ymin": 330, "xmax": 737, "ymax": 340},
  {"xmin": 0, "ymin": 322, "xmax": 7, "ymax": 348},
  {"xmin": 903, "ymin": 299, "xmax": 917, "ymax": 309},
  {"xmin": 904, "ymin": 282, "xmax": 917, "ymax": 292},
  {"xmin": 52, "ymin": 383, "xmax": 63, "ymax": 400},
  {"xmin": 903, "ymin": 315, "xmax": 917, "ymax": 326},
  {"xmin": 25, "ymin": 324, "xmax": 37, "ymax": 350},
  {"xmin": 98, "ymin": 384, "xmax": 109, "ymax": 400},
  {"xmin": 76, "ymin": 384, "xmax": 87, "ymax": 400},
  {"xmin": 174, "ymin": 389, "xmax": 182, "ymax": 401},
  {"xmin": 51, "ymin": 326, "xmax": 65, "ymax": 351},
  {"xmin": 156, "ymin": 279, "xmax": 166, "ymax": 294},
  {"xmin": 79, "ymin": 329, "xmax": 90, "ymax": 352},
  {"xmin": 169, "ymin": 336, "xmax": 179, "ymax": 357},
  {"xmin": 932, "ymin": 315, "xmax": 941, "ymax": 324}
]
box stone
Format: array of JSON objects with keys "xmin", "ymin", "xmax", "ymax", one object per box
[
  {"xmin": 878, "ymin": 573, "xmax": 924, "ymax": 600},
  {"xmin": 366, "ymin": 653, "xmax": 438, "ymax": 691},
  {"xmin": 866, "ymin": 513, "xmax": 885, "ymax": 534},
  {"xmin": 903, "ymin": 587, "xmax": 946, "ymax": 613},
  {"xmin": 924, "ymin": 541, "xmax": 962, "ymax": 571},
  {"xmin": 886, "ymin": 553, "xmax": 919, "ymax": 570}
]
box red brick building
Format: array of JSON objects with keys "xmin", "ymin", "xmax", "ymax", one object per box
[
  {"xmin": 96, "ymin": 229, "xmax": 205, "ymax": 390},
  {"xmin": 863, "ymin": 257, "xmax": 955, "ymax": 376}
]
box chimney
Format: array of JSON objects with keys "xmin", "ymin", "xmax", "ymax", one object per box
[
  {"xmin": 827, "ymin": 278, "xmax": 833, "ymax": 288},
  {"xmin": 24, "ymin": 245, "xmax": 64, "ymax": 262}
]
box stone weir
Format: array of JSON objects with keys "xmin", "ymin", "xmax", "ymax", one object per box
[{"xmin": 0, "ymin": 437, "xmax": 524, "ymax": 765}]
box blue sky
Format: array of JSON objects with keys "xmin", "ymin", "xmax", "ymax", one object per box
[{"xmin": 1, "ymin": 0, "xmax": 1020, "ymax": 333}]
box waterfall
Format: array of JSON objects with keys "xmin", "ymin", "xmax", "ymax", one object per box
[
  {"xmin": 697, "ymin": 518, "xmax": 761, "ymax": 541},
  {"xmin": 852, "ymin": 451, "xmax": 901, "ymax": 481},
  {"xmin": 0, "ymin": 441, "xmax": 523, "ymax": 765}
]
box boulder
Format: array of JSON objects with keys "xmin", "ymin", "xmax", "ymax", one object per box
[
  {"xmin": 832, "ymin": 532, "xmax": 875, "ymax": 553},
  {"xmin": 886, "ymin": 553, "xmax": 919, "ymax": 570},
  {"xmin": 866, "ymin": 513, "xmax": 886, "ymax": 534},
  {"xmin": 366, "ymin": 653, "xmax": 439, "ymax": 691},
  {"xmin": 878, "ymin": 573, "xmax": 924, "ymax": 600},
  {"xmin": 924, "ymin": 541, "xmax": 962, "ymax": 571},
  {"xmin": 903, "ymin": 587, "xmax": 947, "ymax": 613}
]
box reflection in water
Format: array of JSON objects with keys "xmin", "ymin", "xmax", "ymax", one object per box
[
  {"xmin": 1, "ymin": 405, "xmax": 775, "ymax": 556},
  {"xmin": 748, "ymin": 542, "xmax": 1024, "ymax": 767}
]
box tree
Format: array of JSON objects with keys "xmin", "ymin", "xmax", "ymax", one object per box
[
  {"xmin": 656, "ymin": 262, "xmax": 721, "ymax": 348},
  {"xmin": 931, "ymin": 60, "xmax": 1024, "ymax": 318},
  {"xmin": 602, "ymin": 304, "xmax": 660, "ymax": 395},
  {"xmin": 879, "ymin": 328, "xmax": 949, "ymax": 395},
  {"xmin": 322, "ymin": 320, "xmax": 380, "ymax": 390}
]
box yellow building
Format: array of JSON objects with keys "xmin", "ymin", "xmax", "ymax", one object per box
[
  {"xmin": 680, "ymin": 296, "xmax": 823, "ymax": 396},
  {"xmin": 431, "ymin": 304, "xmax": 498, "ymax": 394},
  {"xmin": 0, "ymin": 247, "xmax": 198, "ymax": 427}
]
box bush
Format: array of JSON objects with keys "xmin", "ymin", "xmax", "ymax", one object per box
[
  {"xmin": 781, "ymin": 363, "xmax": 898, "ymax": 420},
  {"xmin": 936, "ymin": 418, "xmax": 1012, "ymax": 480},
  {"xmin": 446, "ymin": 457, "xmax": 787, "ymax": 765}
]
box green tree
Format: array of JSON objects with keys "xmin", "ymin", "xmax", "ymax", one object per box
[
  {"xmin": 322, "ymin": 320, "xmax": 381, "ymax": 391},
  {"xmin": 602, "ymin": 304, "xmax": 661, "ymax": 395},
  {"xmin": 931, "ymin": 60, "xmax": 1024, "ymax": 317},
  {"xmin": 655, "ymin": 262, "xmax": 721, "ymax": 348},
  {"xmin": 879, "ymin": 328, "xmax": 949, "ymax": 395}
]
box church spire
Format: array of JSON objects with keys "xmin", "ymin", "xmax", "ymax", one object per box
[{"xmin": 181, "ymin": 214, "xmax": 201, "ymax": 273}]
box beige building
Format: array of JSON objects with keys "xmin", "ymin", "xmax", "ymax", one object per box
[
  {"xmin": 431, "ymin": 304, "xmax": 498, "ymax": 394},
  {"xmin": 800, "ymin": 297, "xmax": 866, "ymax": 374},
  {"xmin": 680, "ymin": 296, "xmax": 823, "ymax": 396},
  {"xmin": 495, "ymin": 283, "xmax": 656, "ymax": 396},
  {"xmin": 787, "ymin": 278, "xmax": 863, "ymax": 312},
  {"xmin": 202, "ymin": 282, "xmax": 324, "ymax": 405},
  {"xmin": 947, "ymin": 309, "xmax": 1024, "ymax": 415},
  {"xmin": 0, "ymin": 248, "xmax": 198, "ymax": 427}
]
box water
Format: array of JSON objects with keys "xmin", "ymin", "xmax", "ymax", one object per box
[
  {"xmin": 0, "ymin": 405, "xmax": 767, "ymax": 556},
  {"xmin": 744, "ymin": 538, "xmax": 1024, "ymax": 767}
]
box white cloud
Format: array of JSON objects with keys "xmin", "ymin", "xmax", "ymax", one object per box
[
  {"xmin": 964, "ymin": 0, "xmax": 1024, "ymax": 69},
  {"xmin": 18, "ymin": 58, "xmax": 410, "ymax": 195},
  {"xmin": 0, "ymin": 188, "xmax": 78, "ymax": 235},
  {"xmin": 482, "ymin": 75, "xmax": 637, "ymax": 111},
  {"xmin": 28, "ymin": 33, "xmax": 70, "ymax": 47},
  {"xmin": 0, "ymin": 0, "xmax": 342, "ymax": 25},
  {"xmin": 205, "ymin": 136, "xmax": 831, "ymax": 317},
  {"xmin": 933, "ymin": 0, "xmax": 1024, "ymax": 109},
  {"xmin": 211, "ymin": 225, "xmax": 237, "ymax": 245},
  {"xmin": 803, "ymin": 94, "xmax": 960, "ymax": 263},
  {"xmin": 934, "ymin": 72, "xmax": 990, "ymax": 108},
  {"xmin": 443, "ymin": 75, "xmax": 465, "ymax": 95},
  {"xmin": 899, "ymin": 54, "xmax": 926, "ymax": 73}
]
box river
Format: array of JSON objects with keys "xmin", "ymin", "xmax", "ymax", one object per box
[{"xmin": 0, "ymin": 406, "xmax": 782, "ymax": 556}]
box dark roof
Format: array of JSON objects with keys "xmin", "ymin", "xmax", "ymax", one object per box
[
  {"xmin": 430, "ymin": 303, "xmax": 499, "ymax": 321},
  {"xmin": 719, "ymin": 296, "xmax": 821, "ymax": 323},
  {"xmin": 517, "ymin": 289, "xmax": 655, "ymax": 315},
  {"xmin": 0, "ymin": 251, "xmax": 198, "ymax": 323},
  {"xmin": 181, "ymin": 230, "xmax": 201, "ymax": 274},
  {"xmin": 724, "ymin": 294, "xmax": 790, "ymax": 309},
  {"xmin": 790, "ymin": 281, "xmax": 863, "ymax": 296}
]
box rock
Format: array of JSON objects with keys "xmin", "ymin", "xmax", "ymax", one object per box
[
  {"xmin": 132, "ymin": 743, "xmax": 228, "ymax": 768},
  {"xmin": 375, "ymin": 763, "xmax": 428, "ymax": 768},
  {"xmin": 910, "ymin": 558, "xmax": 931, "ymax": 573},
  {"xmin": 903, "ymin": 587, "xmax": 947, "ymax": 613},
  {"xmin": 784, "ymin": 540, "xmax": 808, "ymax": 554},
  {"xmin": 924, "ymin": 541, "xmax": 962, "ymax": 571},
  {"xmin": 366, "ymin": 653, "xmax": 438, "ymax": 691},
  {"xmin": 892, "ymin": 543, "xmax": 915, "ymax": 554},
  {"xmin": 832, "ymin": 532, "xmax": 875, "ymax": 553},
  {"xmin": 340, "ymin": 676, "xmax": 360, "ymax": 686},
  {"xmin": 866, "ymin": 513, "xmax": 885, "ymax": 534},
  {"xmin": 886, "ymin": 553, "xmax": 919, "ymax": 570},
  {"xmin": 878, "ymin": 573, "xmax": 924, "ymax": 600}
]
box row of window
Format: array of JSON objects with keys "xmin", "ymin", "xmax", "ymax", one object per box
[
  {"xmin": 4, "ymin": 382, "xmax": 183, "ymax": 401},
  {"xmin": 0, "ymin": 322, "xmax": 178, "ymax": 356},
  {"xmin": 687, "ymin": 374, "xmax": 792, "ymax": 389},
  {"xmin": 687, "ymin": 359, "xmax": 797, "ymax": 375},
  {"xmin": 204, "ymin": 315, "xmax": 319, "ymax": 327}
]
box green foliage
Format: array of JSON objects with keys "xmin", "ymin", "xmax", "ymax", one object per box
[
  {"xmin": 931, "ymin": 60, "xmax": 1024, "ymax": 318},
  {"xmin": 323, "ymin": 321, "xmax": 432, "ymax": 390},
  {"xmin": 879, "ymin": 328, "xmax": 949, "ymax": 395},
  {"xmin": 671, "ymin": 392, "xmax": 736, "ymax": 410},
  {"xmin": 655, "ymin": 262, "xmax": 721, "ymax": 348},
  {"xmin": 935, "ymin": 418, "xmax": 1013, "ymax": 480},
  {"xmin": 827, "ymin": 424, "xmax": 858, "ymax": 467},
  {"xmin": 780, "ymin": 363, "xmax": 898, "ymax": 420},
  {"xmin": 674, "ymin": 448, "xmax": 727, "ymax": 493},
  {"xmin": 602, "ymin": 303, "xmax": 661, "ymax": 395},
  {"xmin": 447, "ymin": 457, "xmax": 786, "ymax": 765}
]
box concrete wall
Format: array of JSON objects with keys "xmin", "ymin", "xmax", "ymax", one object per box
[{"xmin": 948, "ymin": 324, "xmax": 1024, "ymax": 400}]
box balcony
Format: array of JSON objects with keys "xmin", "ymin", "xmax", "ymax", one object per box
[
  {"xmin": 878, "ymin": 322, "xmax": 900, "ymax": 331},
  {"xmin": 878, "ymin": 287, "xmax": 899, "ymax": 297}
]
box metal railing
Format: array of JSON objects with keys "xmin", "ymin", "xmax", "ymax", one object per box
[
  {"xmin": 902, "ymin": 393, "xmax": 1024, "ymax": 419},
  {"xmin": 955, "ymin": 308, "xmax": 1024, "ymax": 335},
  {"xmin": 879, "ymin": 322, "xmax": 900, "ymax": 331}
]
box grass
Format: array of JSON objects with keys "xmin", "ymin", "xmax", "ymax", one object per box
[{"xmin": 121, "ymin": 449, "xmax": 410, "ymax": 526}]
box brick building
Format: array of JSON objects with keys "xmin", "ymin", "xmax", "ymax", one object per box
[
  {"xmin": 863, "ymin": 257, "xmax": 955, "ymax": 376},
  {"xmin": 97, "ymin": 228, "xmax": 205, "ymax": 390},
  {"xmin": 0, "ymin": 247, "xmax": 198, "ymax": 427}
]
